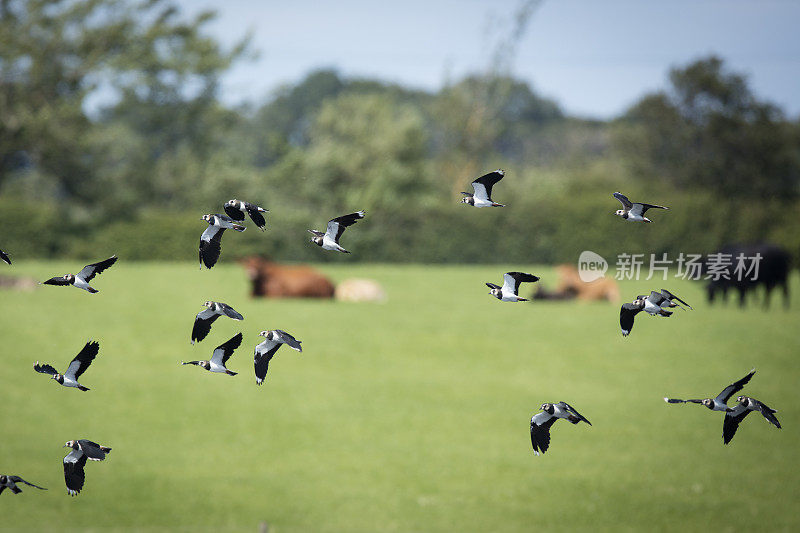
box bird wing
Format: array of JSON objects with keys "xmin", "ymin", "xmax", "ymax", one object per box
[
  {"xmin": 0, "ymin": 249, "xmax": 10, "ymax": 265},
  {"xmin": 43, "ymin": 276, "xmax": 71, "ymax": 286},
  {"xmin": 632, "ymin": 202, "xmax": 669, "ymax": 216},
  {"xmin": 34, "ymin": 362, "xmax": 58, "ymax": 376},
  {"xmin": 613, "ymin": 192, "xmax": 632, "ymax": 211},
  {"xmin": 199, "ymin": 225, "xmax": 225, "ymax": 269},
  {"xmin": 502, "ymin": 272, "xmax": 539, "ymax": 295},
  {"xmin": 77, "ymin": 440, "xmax": 109, "ymax": 461},
  {"xmin": 716, "ymin": 369, "xmax": 755, "ymax": 403},
  {"xmin": 485, "ymin": 282, "xmax": 501, "ymax": 290},
  {"xmin": 620, "ymin": 302, "xmax": 643, "ymax": 336},
  {"xmin": 471, "ymin": 170, "xmax": 504, "ymax": 201},
  {"xmin": 254, "ymin": 341, "xmax": 281, "ymax": 385},
  {"xmin": 211, "ymin": 333, "xmax": 243, "ymax": 365},
  {"xmin": 65, "ymin": 341, "xmax": 99, "ymax": 380},
  {"xmin": 326, "ymin": 211, "xmax": 365, "ymax": 242},
  {"xmin": 218, "ymin": 303, "xmax": 244, "ymax": 320},
  {"xmin": 63, "ymin": 451, "xmax": 87, "ymax": 495},
  {"xmin": 723, "ymin": 403, "xmax": 750, "ymax": 444},
  {"xmin": 307, "ymin": 229, "xmax": 325, "ymax": 237},
  {"xmin": 8, "ymin": 476, "xmax": 46, "ymax": 490},
  {"xmin": 245, "ymin": 203, "xmax": 267, "ymax": 229},
  {"xmin": 274, "ymin": 330, "xmax": 302, "ymax": 352},
  {"xmin": 223, "ymin": 202, "xmax": 245, "ymax": 221},
  {"xmin": 663, "ymin": 398, "xmax": 703, "ymax": 404},
  {"xmin": 647, "ymin": 291, "xmax": 668, "ymax": 306},
  {"xmin": 561, "ymin": 402, "xmax": 592, "ymax": 425},
  {"xmin": 750, "ymin": 398, "xmax": 781, "ymax": 429},
  {"xmin": 191, "ymin": 308, "xmax": 220, "ymax": 344},
  {"xmin": 660, "ymin": 289, "xmax": 692, "ymax": 310},
  {"xmin": 530, "ymin": 413, "xmax": 557, "ymax": 455},
  {"xmin": 77, "ymin": 256, "xmax": 118, "ymax": 283}
]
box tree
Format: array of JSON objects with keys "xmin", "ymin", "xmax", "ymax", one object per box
[
  {"xmin": 616, "ymin": 56, "xmax": 800, "ymax": 199},
  {"xmin": 0, "ymin": 0, "xmax": 247, "ymax": 211}
]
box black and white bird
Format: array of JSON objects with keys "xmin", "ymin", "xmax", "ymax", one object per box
[
  {"xmin": 253, "ymin": 329, "xmax": 302, "ymax": 385},
  {"xmin": 183, "ymin": 332, "xmax": 242, "ymax": 375},
  {"xmin": 0, "ymin": 475, "xmax": 46, "ymax": 495},
  {"xmin": 0, "ymin": 248, "xmax": 10, "ymax": 265},
  {"xmin": 191, "ymin": 301, "xmax": 244, "ymax": 344},
  {"xmin": 664, "ymin": 369, "xmax": 755, "ymax": 413},
  {"xmin": 62, "ymin": 439, "xmax": 111, "ymax": 496},
  {"xmin": 530, "ymin": 402, "xmax": 592, "ymax": 456},
  {"xmin": 199, "ymin": 213, "xmax": 246, "ymax": 269},
  {"xmin": 461, "ymin": 170, "xmax": 506, "ymax": 207},
  {"xmin": 42, "ymin": 256, "xmax": 117, "ymax": 293},
  {"xmin": 723, "ymin": 395, "xmax": 781, "ymax": 444},
  {"xmin": 637, "ymin": 289, "xmax": 693, "ymax": 312},
  {"xmin": 34, "ymin": 341, "xmax": 99, "ymax": 391},
  {"xmin": 486, "ymin": 272, "xmax": 540, "ymax": 302},
  {"xmin": 308, "ymin": 211, "xmax": 365, "ymax": 253},
  {"xmin": 612, "ymin": 192, "xmax": 668, "ymax": 223},
  {"xmin": 224, "ymin": 199, "xmax": 269, "ymax": 231}
]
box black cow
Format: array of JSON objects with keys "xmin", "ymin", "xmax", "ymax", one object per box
[{"xmin": 705, "ymin": 243, "xmax": 791, "ymax": 309}]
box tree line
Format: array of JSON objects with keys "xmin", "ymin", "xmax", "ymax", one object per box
[{"xmin": 1, "ymin": 0, "xmax": 798, "ymax": 264}]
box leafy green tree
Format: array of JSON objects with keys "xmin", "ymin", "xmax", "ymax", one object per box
[
  {"xmin": 616, "ymin": 56, "xmax": 800, "ymax": 199},
  {"xmin": 0, "ymin": 0, "xmax": 246, "ymax": 212}
]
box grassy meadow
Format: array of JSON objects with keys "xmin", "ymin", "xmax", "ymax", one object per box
[{"xmin": 1, "ymin": 261, "xmax": 798, "ymax": 532}]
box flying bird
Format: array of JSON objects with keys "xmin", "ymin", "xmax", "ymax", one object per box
[
  {"xmin": 308, "ymin": 211, "xmax": 365, "ymax": 253},
  {"xmin": 723, "ymin": 395, "xmax": 781, "ymax": 444},
  {"xmin": 183, "ymin": 332, "xmax": 242, "ymax": 375},
  {"xmin": 199, "ymin": 213, "xmax": 246, "ymax": 269},
  {"xmin": 42, "ymin": 256, "xmax": 117, "ymax": 293},
  {"xmin": 461, "ymin": 170, "xmax": 506, "ymax": 207},
  {"xmin": 486, "ymin": 272, "xmax": 540, "ymax": 302},
  {"xmin": 62, "ymin": 439, "xmax": 111, "ymax": 496},
  {"xmin": 612, "ymin": 192, "xmax": 668, "ymax": 223},
  {"xmin": 224, "ymin": 199, "xmax": 269, "ymax": 231},
  {"xmin": 530, "ymin": 402, "xmax": 591, "ymax": 456},
  {"xmin": 191, "ymin": 301, "xmax": 244, "ymax": 344},
  {"xmin": 253, "ymin": 329, "xmax": 302, "ymax": 385},
  {"xmin": 664, "ymin": 369, "xmax": 755, "ymax": 413},
  {"xmin": 34, "ymin": 341, "xmax": 99, "ymax": 391},
  {"xmin": 619, "ymin": 299, "xmax": 646, "ymax": 337},
  {"xmin": 0, "ymin": 248, "xmax": 10, "ymax": 265},
  {"xmin": 0, "ymin": 475, "xmax": 46, "ymax": 495}
]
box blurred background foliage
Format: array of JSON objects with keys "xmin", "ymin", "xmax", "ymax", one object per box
[{"xmin": 1, "ymin": 0, "xmax": 799, "ymax": 264}]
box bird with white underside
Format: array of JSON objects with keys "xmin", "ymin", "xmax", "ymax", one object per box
[
  {"xmin": 34, "ymin": 341, "xmax": 99, "ymax": 391},
  {"xmin": 486, "ymin": 272, "xmax": 540, "ymax": 302},
  {"xmin": 224, "ymin": 199, "xmax": 269, "ymax": 231},
  {"xmin": 62, "ymin": 439, "xmax": 111, "ymax": 496},
  {"xmin": 198, "ymin": 213, "xmax": 246, "ymax": 269},
  {"xmin": 612, "ymin": 192, "xmax": 668, "ymax": 223},
  {"xmin": 183, "ymin": 333, "xmax": 242, "ymax": 375},
  {"xmin": 191, "ymin": 301, "xmax": 244, "ymax": 344},
  {"xmin": 42, "ymin": 256, "xmax": 117, "ymax": 293},
  {"xmin": 530, "ymin": 402, "xmax": 592, "ymax": 456},
  {"xmin": 253, "ymin": 330, "xmax": 302, "ymax": 385},
  {"xmin": 461, "ymin": 170, "xmax": 506, "ymax": 207},
  {"xmin": 308, "ymin": 211, "xmax": 365, "ymax": 253}
]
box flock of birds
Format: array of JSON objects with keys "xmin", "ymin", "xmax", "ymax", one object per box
[{"xmin": 0, "ymin": 169, "xmax": 782, "ymax": 497}]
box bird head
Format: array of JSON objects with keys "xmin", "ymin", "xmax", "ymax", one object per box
[
  {"xmin": 64, "ymin": 274, "xmax": 75, "ymax": 283},
  {"xmin": 63, "ymin": 440, "xmax": 75, "ymax": 448},
  {"xmin": 461, "ymin": 196, "xmax": 474, "ymax": 206},
  {"xmin": 203, "ymin": 301, "xmax": 213, "ymax": 308},
  {"xmin": 310, "ymin": 236, "xmax": 323, "ymax": 246},
  {"xmin": 258, "ymin": 330, "xmax": 271, "ymax": 339},
  {"xmin": 614, "ymin": 209, "xmax": 625, "ymax": 217},
  {"xmin": 488, "ymin": 288, "xmax": 502, "ymax": 299},
  {"xmin": 201, "ymin": 214, "xmax": 213, "ymax": 223},
  {"xmin": 701, "ymin": 399, "xmax": 714, "ymax": 408},
  {"xmin": 540, "ymin": 403, "xmax": 554, "ymax": 414}
]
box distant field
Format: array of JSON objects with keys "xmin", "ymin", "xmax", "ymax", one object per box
[{"xmin": 1, "ymin": 262, "xmax": 798, "ymax": 532}]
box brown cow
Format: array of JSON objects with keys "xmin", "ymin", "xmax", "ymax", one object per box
[{"xmin": 239, "ymin": 257, "xmax": 335, "ymax": 298}]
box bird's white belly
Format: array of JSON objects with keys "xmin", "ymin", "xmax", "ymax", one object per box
[
  {"xmin": 472, "ymin": 198, "xmax": 493, "ymax": 208},
  {"xmin": 626, "ymin": 213, "xmax": 646, "ymax": 222},
  {"xmin": 62, "ymin": 377, "xmax": 80, "ymax": 387},
  {"xmin": 643, "ymin": 301, "xmax": 661, "ymax": 315},
  {"xmin": 321, "ymin": 236, "xmax": 340, "ymax": 251},
  {"xmin": 501, "ymin": 294, "xmax": 522, "ymax": 302},
  {"xmin": 73, "ymin": 279, "xmax": 91, "ymax": 290},
  {"xmin": 209, "ymin": 362, "xmax": 227, "ymax": 373}
]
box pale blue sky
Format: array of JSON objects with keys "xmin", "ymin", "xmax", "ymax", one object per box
[{"xmin": 177, "ymin": 0, "xmax": 800, "ymax": 119}]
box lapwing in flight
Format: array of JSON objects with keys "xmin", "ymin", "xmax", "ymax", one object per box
[
  {"xmin": 34, "ymin": 341, "xmax": 99, "ymax": 391},
  {"xmin": 42, "ymin": 256, "xmax": 117, "ymax": 293}
]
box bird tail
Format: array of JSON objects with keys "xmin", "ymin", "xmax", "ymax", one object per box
[
  {"xmin": 100, "ymin": 446, "xmax": 112, "ymax": 454},
  {"xmin": 77, "ymin": 385, "xmax": 90, "ymax": 391},
  {"xmin": 86, "ymin": 287, "xmax": 99, "ymax": 294},
  {"xmin": 659, "ymin": 309, "xmax": 673, "ymax": 317},
  {"xmin": 226, "ymin": 370, "xmax": 238, "ymax": 376},
  {"xmin": 232, "ymin": 224, "xmax": 246, "ymax": 232},
  {"xmin": 491, "ymin": 203, "xmax": 505, "ymax": 207},
  {"xmin": 516, "ymin": 297, "xmax": 529, "ymax": 302}
]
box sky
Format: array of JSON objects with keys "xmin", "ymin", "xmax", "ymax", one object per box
[{"xmin": 175, "ymin": 0, "xmax": 800, "ymax": 119}]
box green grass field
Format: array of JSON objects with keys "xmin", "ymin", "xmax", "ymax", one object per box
[{"xmin": 1, "ymin": 262, "xmax": 798, "ymax": 532}]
